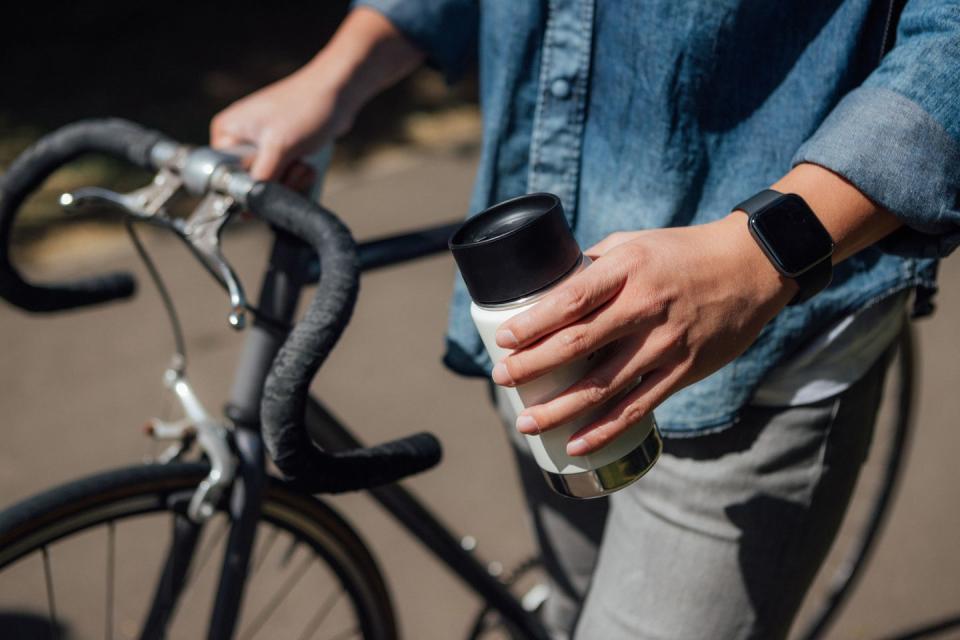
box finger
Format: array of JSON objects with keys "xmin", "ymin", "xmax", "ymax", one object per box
[
  {"xmin": 495, "ymin": 259, "xmax": 624, "ymax": 350},
  {"xmin": 211, "ymin": 132, "xmax": 244, "ymax": 150},
  {"xmin": 250, "ymin": 141, "xmax": 290, "ymax": 181},
  {"xmin": 210, "ymin": 113, "xmax": 245, "ymax": 149},
  {"xmin": 494, "ymin": 294, "xmax": 642, "ymax": 387},
  {"xmin": 585, "ymin": 232, "xmax": 633, "ymax": 258},
  {"xmin": 514, "ymin": 330, "xmax": 670, "ymax": 434},
  {"xmin": 565, "ymin": 365, "xmax": 682, "ymax": 456}
]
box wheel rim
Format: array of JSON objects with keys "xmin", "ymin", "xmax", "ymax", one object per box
[{"xmin": 0, "ymin": 469, "xmax": 391, "ymax": 640}]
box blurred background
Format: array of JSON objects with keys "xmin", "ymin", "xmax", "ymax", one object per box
[
  {"xmin": 2, "ymin": 2, "xmax": 479, "ymax": 261},
  {"xmin": 1, "ymin": 3, "xmax": 959, "ymax": 639}
]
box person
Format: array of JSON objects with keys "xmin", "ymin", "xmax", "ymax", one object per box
[{"xmin": 210, "ymin": 2, "xmax": 960, "ymax": 638}]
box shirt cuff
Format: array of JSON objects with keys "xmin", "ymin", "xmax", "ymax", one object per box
[
  {"xmin": 352, "ymin": 0, "xmax": 478, "ymax": 83},
  {"xmin": 792, "ymin": 86, "xmax": 960, "ymax": 258}
]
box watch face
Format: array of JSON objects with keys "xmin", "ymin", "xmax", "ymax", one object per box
[{"xmin": 749, "ymin": 194, "xmax": 834, "ymax": 277}]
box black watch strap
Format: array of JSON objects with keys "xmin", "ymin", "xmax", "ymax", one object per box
[
  {"xmin": 788, "ymin": 259, "xmax": 832, "ymax": 305},
  {"xmin": 734, "ymin": 189, "xmax": 833, "ymax": 306},
  {"xmin": 733, "ymin": 189, "xmax": 782, "ymax": 216}
]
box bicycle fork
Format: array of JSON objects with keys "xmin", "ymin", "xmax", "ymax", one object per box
[
  {"xmin": 137, "ymin": 425, "xmax": 264, "ymax": 640},
  {"xmin": 139, "ymin": 233, "xmax": 304, "ymax": 639}
]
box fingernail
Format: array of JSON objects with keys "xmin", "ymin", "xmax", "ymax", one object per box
[
  {"xmin": 516, "ymin": 414, "xmax": 539, "ymax": 434},
  {"xmin": 566, "ymin": 438, "xmax": 590, "ymax": 456},
  {"xmin": 492, "ymin": 362, "xmax": 514, "ymax": 386},
  {"xmin": 496, "ymin": 329, "xmax": 518, "ymax": 349}
]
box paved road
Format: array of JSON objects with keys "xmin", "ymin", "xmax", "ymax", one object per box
[{"xmin": 1, "ymin": 147, "xmax": 958, "ymax": 639}]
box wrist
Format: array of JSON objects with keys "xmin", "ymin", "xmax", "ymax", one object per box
[
  {"xmin": 716, "ymin": 211, "xmax": 797, "ymax": 312},
  {"xmin": 772, "ymin": 163, "xmax": 901, "ymax": 263},
  {"xmin": 307, "ymin": 7, "xmax": 425, "ymax": 121}
]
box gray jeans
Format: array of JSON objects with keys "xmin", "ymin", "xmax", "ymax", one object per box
[{"xmin": 493, "ymin": 350, "xmax": 890, "ymax": 640}]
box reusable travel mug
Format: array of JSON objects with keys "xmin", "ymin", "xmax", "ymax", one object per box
[{"xmin": 450, "ymin": 193, "xmax": 662, "ymax": 498}]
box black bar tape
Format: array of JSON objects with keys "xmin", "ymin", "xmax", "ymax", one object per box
[
  {"xmin": 245, "ymin": 182, "xmax": 442, "ymax": 493},
  {"xmin": 0, "ymin": 119, "xmax": 169, "ymax": 312}
]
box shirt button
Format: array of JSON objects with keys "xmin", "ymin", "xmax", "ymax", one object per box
[{"xmin": 550, "ymin": 78, "xmax": 572, "ymax": 99}]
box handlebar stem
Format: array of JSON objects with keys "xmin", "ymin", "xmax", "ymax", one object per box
[{"xmin": 149, "ymin": 140, "xmax": 257, "ymax": 203}]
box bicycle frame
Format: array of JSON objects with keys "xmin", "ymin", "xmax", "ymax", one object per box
[
  {"xmin": 154, "ymin": 223, "xmax": 550, "ymax": 640},
  {"xmin": 136, "ymin": 209, "xmax": 960, "ymax": 640}
]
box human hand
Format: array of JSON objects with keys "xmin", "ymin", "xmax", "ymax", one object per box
[
  {"xmin": 210, "ymin": 7, "xmax": 424, "ymax": 184},
  {"xmin": 491, "ymin": 214, "xmax": 795, "ymax": 456},
  {"xmin": 209, "ymin": 62, "xmax": 353, "ymax": 186},
  {"xmin": 210, "ymin": 70, "xmax": 342, "ymax": 188}
]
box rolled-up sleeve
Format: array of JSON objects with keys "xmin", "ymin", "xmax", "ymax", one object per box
[
  {"xmin": 352, "ymin": 0, "xmax": 479, "ymax": 83},
  {"xmin": 793, "ymin": 0, "xmax": 960, "ymax": 258}
]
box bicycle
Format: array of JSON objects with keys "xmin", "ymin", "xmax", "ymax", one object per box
[
  {"xmin": 0, "ymin": 119, "xmax": 550, "ymax": 640},
  {"xmin": 0, "ymin": 119, "xmax": 956, "ymax": 640}
]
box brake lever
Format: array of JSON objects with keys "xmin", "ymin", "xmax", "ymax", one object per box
[
  {"xmin": 175, "ymin": 145, "xmax": 254, "ymax": 330},
  {"xmin": 60, "ymin": 167, "xmax": 182, "ymax": 222},
  {"xmin": 59, "ymin": 144, "xmax": 255, "ymax": 330},
  {"xmin": 182, "ymin": 191, "xmax": 247, "ymax": 329}
]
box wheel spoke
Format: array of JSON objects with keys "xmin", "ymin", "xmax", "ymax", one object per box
[
  {"xmin": 237, "ymin": 554, "xmax": 313, "ymax": 640},
  {"xmin": 251, "ymin": 527, "xmax": 280, "ymax": 576},
  {"xmin": 105, "ymin": 521, "xmax": 115, "ymax": 640},
  {"xmin": 186, "ymin": 514, "xmax": 228, "ymax": 585},
  {"xmin": 42, "ymin": 546, "xmax": 59, "ymax": 640},
  {"xmin": 295, "ymin": 588, "xmax": 344, "ymax": 640},
  {"xmin": 2, "ymin": 466, "xmax": 384, "ymax": 640},
  {"xmin": 280, "ymin": 538, "xmax": 299, "ymax": 567}
]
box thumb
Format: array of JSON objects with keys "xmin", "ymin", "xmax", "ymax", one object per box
[
  {"xmin": 210, "ymin": 131, "xmax": 243, "ymax": 150},
  {"xmin": 209, "ymin": 111, "xmax": 246, "ymax": 149},
  {"xmin": 249, "ymin": 142, "xmax": 290, "ymax": 182}
]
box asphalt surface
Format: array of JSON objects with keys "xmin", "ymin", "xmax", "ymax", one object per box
[{"xmin": 1, "ymin": 147, "xmax": 958, "ymax": 639}]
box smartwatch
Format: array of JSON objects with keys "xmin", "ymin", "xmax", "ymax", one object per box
[{"xmin": 733, "ymin": 189, "xmax": 834, "ymax": 306}]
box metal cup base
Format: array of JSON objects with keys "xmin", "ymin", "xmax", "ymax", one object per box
[{"xmin": 541, "ymin": 425, "xmax": 663, "ymax": 499}]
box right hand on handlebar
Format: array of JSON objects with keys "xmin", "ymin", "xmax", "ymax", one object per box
[
  {"xmin": 209, "ymin": 7, "xmax": 426, "ymax": 186},
  {"xmin": 0, "ymin": 118, "xmax": 442, "ymax": 492},
  {"xmin": 210, "ymin": 65, "xmax": 352, "ymax": 185}
]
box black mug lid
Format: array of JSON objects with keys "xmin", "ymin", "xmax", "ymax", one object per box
[{"xmin": 449, "ymin": 193, "xmax": 582, "ymax": 305}]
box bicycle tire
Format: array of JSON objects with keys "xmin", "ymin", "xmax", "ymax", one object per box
[{"xmin": 0, "ymin": 462, "xmax": 398, "ymax": 640}]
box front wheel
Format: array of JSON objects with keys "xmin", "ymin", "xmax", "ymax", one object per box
[{"xmin": 0, "ymin": 463, "xmax": 397, "ymax": 640}]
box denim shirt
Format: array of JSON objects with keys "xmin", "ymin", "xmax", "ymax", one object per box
[{"xmin": 357, "ymin": 0, "xmax": 960, "ymax": 436}]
